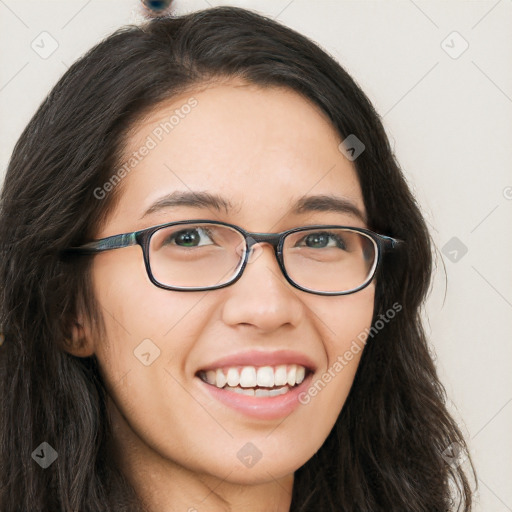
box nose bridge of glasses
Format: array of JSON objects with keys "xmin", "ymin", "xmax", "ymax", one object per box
[{"xmin": 245, "ymin": 232, "xmax": 282, "ymax": 253}]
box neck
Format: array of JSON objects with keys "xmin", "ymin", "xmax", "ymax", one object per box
[{"xmin": 107, "ymin": 395, "xmax": 294, "ymax": 512}]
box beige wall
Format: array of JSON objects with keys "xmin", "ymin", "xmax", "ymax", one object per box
[{"xmin": 1, "ymin": 1, "xmax": 511, "ymax": 510}]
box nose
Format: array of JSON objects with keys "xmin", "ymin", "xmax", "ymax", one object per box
[{"xmin": 220, "ymin": 242, "xmax": 304, "ymax": 333}]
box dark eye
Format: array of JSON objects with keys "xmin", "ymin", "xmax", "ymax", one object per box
[
  {"xmin": 167, "ymin": 228, "xmax": 214, "ymax": 247},
  {"xmin": 299, "ymin": 232, "xmax": 346, "ymax": 249}
]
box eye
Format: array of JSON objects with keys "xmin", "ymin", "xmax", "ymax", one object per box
[
  {"xmin": 297, "ymin": 231, "xmax": 347, "ymax": 250},
  {"xmin": 166, "ymin": 227, "xmax": 215, "ymax": 248}
]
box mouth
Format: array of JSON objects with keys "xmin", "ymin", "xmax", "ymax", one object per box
[
  {"xmin": 194, "ymin": 350, "xmax": 316, "ymax": 419},
  {"xmin": 197, "ymin": 363, "xmax": 311, "ymax": 397}
]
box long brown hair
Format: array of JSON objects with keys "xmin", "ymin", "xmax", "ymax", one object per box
[{"xmin": 0, "ymin": 7, "xmax": 475, "ymax": 511}]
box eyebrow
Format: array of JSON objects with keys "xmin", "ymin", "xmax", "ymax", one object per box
[
  {"xmin": 293, "ymin": 194, "xmax": 367, "ymax": 223},
  {"xmin": 141, "ymin": 190, "xmax": 367, "ymax": 223},
  {"xmin": 142, "ymin": 191, "xmax": 236, "ymax": 217}
]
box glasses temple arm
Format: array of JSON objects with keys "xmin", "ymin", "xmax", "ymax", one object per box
[
  {"xmin": 67, "ymin": 232, "xmax": 138, "ymax": 253},
  {"xmin": 378, "ymin": 234, "xmax": 404, "ymax": 250}
]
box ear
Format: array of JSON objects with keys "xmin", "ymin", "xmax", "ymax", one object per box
[
  {"xmin": 61, "ymin": 312, "xmax": 96, "ymax": 358},
  {"xmin": 67, "ymin": 320, "xmax": 95, "ymax": 357}
]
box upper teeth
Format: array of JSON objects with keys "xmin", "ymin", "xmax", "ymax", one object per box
[{"xmin": 201, "ymin": 364, "xmax": 306, "ymax": 389}]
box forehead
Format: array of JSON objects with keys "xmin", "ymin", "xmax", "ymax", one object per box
[{"xmin": 107, "ymin": 79, "xmax": 365, "ymax": 233}]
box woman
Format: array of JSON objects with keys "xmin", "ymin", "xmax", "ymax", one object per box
[{"xmin": 0, "ymin": 6, "xmax": 476, "ymax": 511}]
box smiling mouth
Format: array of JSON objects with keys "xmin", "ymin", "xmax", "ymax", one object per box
[{"xmin": 197, "ymin": 364, "xmax": 311, "ymax": 397}]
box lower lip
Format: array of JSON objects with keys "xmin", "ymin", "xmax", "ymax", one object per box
[{"xmin": 197, "ymin": 374, "xmax": 313, "ymax": 420}]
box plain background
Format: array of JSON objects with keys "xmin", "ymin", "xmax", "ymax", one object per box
[{"xmin": 0, "ymin": 1, "xmax": 510, "ymax": 510}]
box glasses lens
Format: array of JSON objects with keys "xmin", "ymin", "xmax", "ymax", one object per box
[
  {"xmin": 282, "ymin": 228, "xmax": 377, "ymax": 293},
  {"xmin": 148, "ymin": 223, "xmax": 245, "ymax": 288}
]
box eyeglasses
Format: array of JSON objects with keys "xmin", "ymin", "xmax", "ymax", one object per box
[{"xmin": 67, "ymin": 219, "xmax": 403, "ymax": 296}]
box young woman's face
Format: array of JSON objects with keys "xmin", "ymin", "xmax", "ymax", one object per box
[{"xmin": 85, "ymin": 80, "xmax": 375, "ymax": 485}]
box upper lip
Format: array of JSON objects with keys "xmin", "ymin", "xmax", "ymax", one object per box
[{"xmin": 197, "ymin": 349, "xmax": 317, "ymax": 373}]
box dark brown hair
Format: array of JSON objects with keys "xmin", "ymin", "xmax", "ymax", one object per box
[{"xmin": 0, "ymin": 6, "xmax": 476, "ymax": 511}]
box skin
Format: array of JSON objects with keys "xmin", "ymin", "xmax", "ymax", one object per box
[{"xmin": 69, "ymin": 78, "xmax": 375, "ymax": 512}]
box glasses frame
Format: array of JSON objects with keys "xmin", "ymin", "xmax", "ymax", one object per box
[{"xmin": 67, "ymin": 219, "xmax": 403, "ymax": 296}]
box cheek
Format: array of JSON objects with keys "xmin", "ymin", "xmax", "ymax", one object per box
[
  {"xmin": 89, "ymin": 252, "xmax": 223, "ymax": 461},
  {"xmin": 318, "ymin": 282, "xmax": 375, "ymax": 358},
  {"xmin": 90, "ymin": 248, "xmax": 212, "ymax": 386},
  {"xmin": 299, "ymin": 284, "xmax": 375, "ymax": 434}
]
